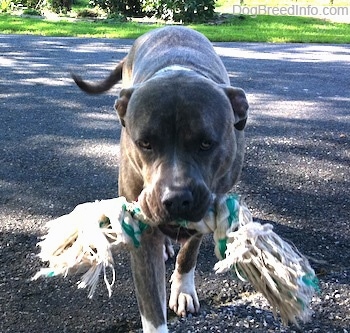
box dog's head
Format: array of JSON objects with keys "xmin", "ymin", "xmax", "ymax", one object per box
[{"xmin": 116, "ymin": 73, "xmax": 248, "ymax": 224}]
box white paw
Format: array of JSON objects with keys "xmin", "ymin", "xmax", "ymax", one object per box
[
  {"xmin": 169, "ymin": 267, "xmax": 199, "ymax": 317},
  {"xmin": 163, "ymin": 237, "xmax": 175, "ymax": 261}
]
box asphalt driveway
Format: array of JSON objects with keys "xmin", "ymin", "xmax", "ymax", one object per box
[{"xmin": 0, "ymin": 34, "xmax": 349, "ymax": 332}]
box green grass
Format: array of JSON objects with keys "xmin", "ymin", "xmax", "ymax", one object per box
[
  {"xmin": 194, "ymin": 15, "xmax": 350, "ymax": 43},
  {"xmin": 0, "ymin": 13, "xmax": 349, "ymax": 43},
  {"xmin": 0, "ymin": 14, "xmax": 160, "ymax": 38}
]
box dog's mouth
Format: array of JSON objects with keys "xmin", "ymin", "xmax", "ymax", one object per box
[
  {"xmin": 138, "ymin": 188, "xmax": 212, "ymax": 225},
  {"xmin": 158, "ymin": 224, "xmax": 199, "ymax": 243}
]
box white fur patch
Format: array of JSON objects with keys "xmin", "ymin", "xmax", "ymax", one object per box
[
  {"xmin": 163, "ymin": 238, "xmax": 175, "ymax": 261},
  {"xmin": 154, "ymin": 65, "xmax": 193, "ymax": 77},
  {"xmin": 140, "ymin": 317, "xmax": 168, "ymax": 333},
  {"xmin": 169, "ymin": 266, "xmax": 200, "ymax": 317}
]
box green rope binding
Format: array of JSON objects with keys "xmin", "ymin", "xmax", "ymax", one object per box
[{"xmin": 217, "ymin": 194, "xmax": 240, "ymax": 259}]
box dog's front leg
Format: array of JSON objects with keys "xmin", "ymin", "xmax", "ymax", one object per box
[
  {"xmin": 169, "ymin": 233, "xmax": 203, "ymax": 317},
  {"xmin": 130, "ymin": 227, "xmax": 168, "ymax": 333}
]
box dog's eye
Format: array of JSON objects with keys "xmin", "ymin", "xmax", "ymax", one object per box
[
  {"xmin": 200, "ymin": 140, "xmax": 212, "ymax": 151},
  {"xmin": 136, "ymin": 140, "xmax": 152, "ymax": 150}
]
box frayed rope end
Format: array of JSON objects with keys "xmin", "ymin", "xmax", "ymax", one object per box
[{"xmin": 213, "ymin": 201, "xmax": 320, "ymax": 325}]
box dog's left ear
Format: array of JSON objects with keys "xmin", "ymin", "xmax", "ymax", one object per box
[
  {"xmin": 114, "ymin": 87, "xmax": 135, "ymax": 127},
  {"xmin": 222, "ymin": 87, "xmax": 249, "ymax": 130}
]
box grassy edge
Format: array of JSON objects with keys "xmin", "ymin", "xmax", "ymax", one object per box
[
  {"xmin": 0, "ymin": 13, "xmax": 350, "ymax": 43},
  {"xmin": 0, "ymin": 14, "xmax": 158, "ymax": 38}
]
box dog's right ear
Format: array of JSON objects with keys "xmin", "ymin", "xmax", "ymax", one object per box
[
  {"xmin": 221, "ymin": 86, "xmax": 249, "ymax": 131},
  {"xmin": 114, "ymin": 87, "xmax": 135, "ymax": 127}
]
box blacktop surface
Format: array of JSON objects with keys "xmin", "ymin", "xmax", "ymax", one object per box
[{"xmin": 0, "ymin": 34, "xmax": 349, "ymax": 332}]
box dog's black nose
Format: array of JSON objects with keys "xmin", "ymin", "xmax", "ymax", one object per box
[{"xmin": 161, "ymin": 188, "xmax": 193, "ymax": 218}]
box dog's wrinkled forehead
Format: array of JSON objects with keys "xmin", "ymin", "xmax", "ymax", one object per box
[
  {"xmin": 126, "ymin": 75, "xmax": 234, "ymax": 125},
  {"xmin": 123, "ymin": 77, "xmax": 235, "ymax": 148}
]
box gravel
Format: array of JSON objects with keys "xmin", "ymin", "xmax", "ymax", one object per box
[{"xmin": 0, "ymin": 35, "xmax": 349, "ymax": 332}]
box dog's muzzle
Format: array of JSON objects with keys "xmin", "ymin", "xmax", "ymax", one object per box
[{"xmin": 138, "ymin": 183, "xmax": 212, "ymax": 225}]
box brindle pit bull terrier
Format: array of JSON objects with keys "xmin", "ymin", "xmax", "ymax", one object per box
[{"xmin": 73, "ymin": 26, "xmax": 248, "ymax": 333}]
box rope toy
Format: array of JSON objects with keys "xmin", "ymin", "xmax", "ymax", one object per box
[{"xmin": 32, "ymin": 194, "xmax": 319, "ymax": 325}]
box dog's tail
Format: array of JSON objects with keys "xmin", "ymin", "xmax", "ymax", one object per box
[{"xmin": 72, "ymin": 58, "xmax": 125, "ymax": 94}]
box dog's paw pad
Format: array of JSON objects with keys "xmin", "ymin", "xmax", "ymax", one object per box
[
  {"xmin": 163, "ymin": 238, "xmax": 175, "ymax": 261},
  {"xmin": 170, "ymin": 291, "xmax": 199, "ymax": 317},
  {"xmin": 169, "ymin": 269, "xmax": 199, "ymax": 317}
]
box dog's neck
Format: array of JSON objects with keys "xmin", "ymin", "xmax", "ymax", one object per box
[{"xmin": 153, "ymin": 65, "xmax": 194, "ymax": 77}]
